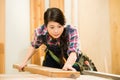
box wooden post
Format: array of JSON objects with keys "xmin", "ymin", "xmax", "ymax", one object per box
[
  {"xmin": 109, "ymin": 0, "xmax": 120, "ymax": 74},
  {"xmin": 30, "ymin": 0, "xmax": 45, "ymax": 65}
]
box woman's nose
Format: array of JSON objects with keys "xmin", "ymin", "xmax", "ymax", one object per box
[{"xmin": 54, "ymin": 29, "xmax": 58, "ymax": 33}]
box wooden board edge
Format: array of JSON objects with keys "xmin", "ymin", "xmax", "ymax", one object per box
[{"xmin": 13, "ymin": 64, "xmax": 80, "ymax": 78}]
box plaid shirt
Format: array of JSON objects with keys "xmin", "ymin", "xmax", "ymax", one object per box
[{"xmin": 31, "ymin": 25, "xmax": 81, "ymax": 56}]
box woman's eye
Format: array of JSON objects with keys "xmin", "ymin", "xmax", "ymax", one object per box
[
  {"xmin": 58, "ymin": 26, "xmax": 62, "ymax": 28},
  {"xmin": 50, "ymin": 27, "xmax": 54, "ymax": 29}
]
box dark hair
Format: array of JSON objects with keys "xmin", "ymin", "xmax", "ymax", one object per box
[
  {"xmin": 44, "ymin": 7, "xmax": 66, "ymax": 26},
  {"xmin": 60, "ymin": 28, "xmax": 68, "ymax": 65}
]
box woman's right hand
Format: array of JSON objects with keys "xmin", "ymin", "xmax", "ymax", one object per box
[
  {"xmin": 18, "ymin": 46, "xmax": 35, "ymax": 72},
  {"xmin": 18, "ymin": 63, "xmax": 27, "ymax": 72}
]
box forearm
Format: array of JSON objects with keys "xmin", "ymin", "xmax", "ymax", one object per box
[
  {"xmin": 65, "ymin": 52, "xmax": 77, "ymax": 66},
  {"xmin": 62, "ymin": 52, "xmax": 77, "ymax": 71},
  {"xmin": 22, "ymin": 46, "xmax": 35, "ymax": 64}
]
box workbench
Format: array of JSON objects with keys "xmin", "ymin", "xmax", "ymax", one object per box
[
  {"xmin": 0, "ymin": 64, "xmax": 118, "ymax": 80},
  {"xmin": 0, "ymin": 74, "xmax": 112, "ymax": 80}
]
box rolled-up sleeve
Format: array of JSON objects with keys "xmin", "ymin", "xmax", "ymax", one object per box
[
  {"xmin": 31, "ymin": 25, "xmax": 47, "ymax": 49},
  {"xmin": 67, "ymin": 27, "xmax": 81, "ymax": 56},
  {"xmin": 31, "ymin": 30, "xmax": 42, "ymax": 49}
]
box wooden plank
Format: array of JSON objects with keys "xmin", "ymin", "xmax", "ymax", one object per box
[
  {"xmin": 49, "ymin": 0, "xmax": 64, "ymax": 12},
  {"xmin": 30, "ymin": 0, "xmax": 45, "ymax": 66},
  {"xmin": 0, "ymin": 43, "xmax": 4, "ymax": 54},
  {"xmin": 0, "ymin": 54, "xmax": 4, "ymax": 73},
  {"xmin": 13, "ymin": 64, "xmax": 80, "ymax": 78},
  {"xmin": 0, "ymin": 0, "xmax": 5, "ymax": 43},
  {"xmin": 0, "ymin": 43, "xmax": 5, "ymax": 73},
  {"xmin": 109, "ymin": 0, "xmax": 120, "ymax": 74},
  {"xmin": 0, "ymin": 0, "xmax": 5, "ymax": 74}
]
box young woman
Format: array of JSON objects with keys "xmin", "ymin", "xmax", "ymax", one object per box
[{"xmin": 19, "ymin": 7, "xmax": 81, "ymax": 71}]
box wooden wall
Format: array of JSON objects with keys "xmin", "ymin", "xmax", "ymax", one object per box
[
  {"xmin": 30, "ymin": 0, "xmax": 64, "ymax": 65},
  {"xmin": 0, "ymin": 0, "xmax": 5, "ymax": 73},
  {"xmin": 49, "ymin": 0, "xmax": 64, "ymax": 11},
  {"xmin": 109, "ymin": 0, "xmax": 120, "ymax": 74}
]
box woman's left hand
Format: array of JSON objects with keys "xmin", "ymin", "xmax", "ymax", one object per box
[
  {"xmin": 62, "ymin": 64, "xmax": 76, "ymax": 71},
  {"xmin": 62, "ymin": 52, "xmax": 77, "ymax": 71}
]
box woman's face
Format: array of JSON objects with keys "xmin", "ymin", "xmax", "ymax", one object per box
[{"xmin": 47, "ymin": 21, "xmax": 64, "ymax": 39}]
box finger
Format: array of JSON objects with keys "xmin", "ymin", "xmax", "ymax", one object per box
[
  {"xmin": 71, "ymin": 68, "xmax": 76, "ymax": 71},
  {"xmin": 62, "ymin": 67, "xmax": 68, "ymax": 71},
  {"xmin": 18, "ymin": 67, "xmax": 23, "ymax": 72},
  {"xmin": 18, "ymin": 66, "xmax": 25, "ymax": 72},
  {"xmin": 62, "ymin": 68, "xmax": 67, "ymax": 71},
  {"xmin": 68, "ymin": 67, "xmax": 76, "ymax": 71}
]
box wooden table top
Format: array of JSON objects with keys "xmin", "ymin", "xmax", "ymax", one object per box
[{"xmin": 0, "ymin": 74, "xmax": 112, "ymax": 80}]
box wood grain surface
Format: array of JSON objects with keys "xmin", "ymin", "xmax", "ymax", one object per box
[{"xmin": 13, "ymin": 64, "xmax": 80, "ymax": 78}]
